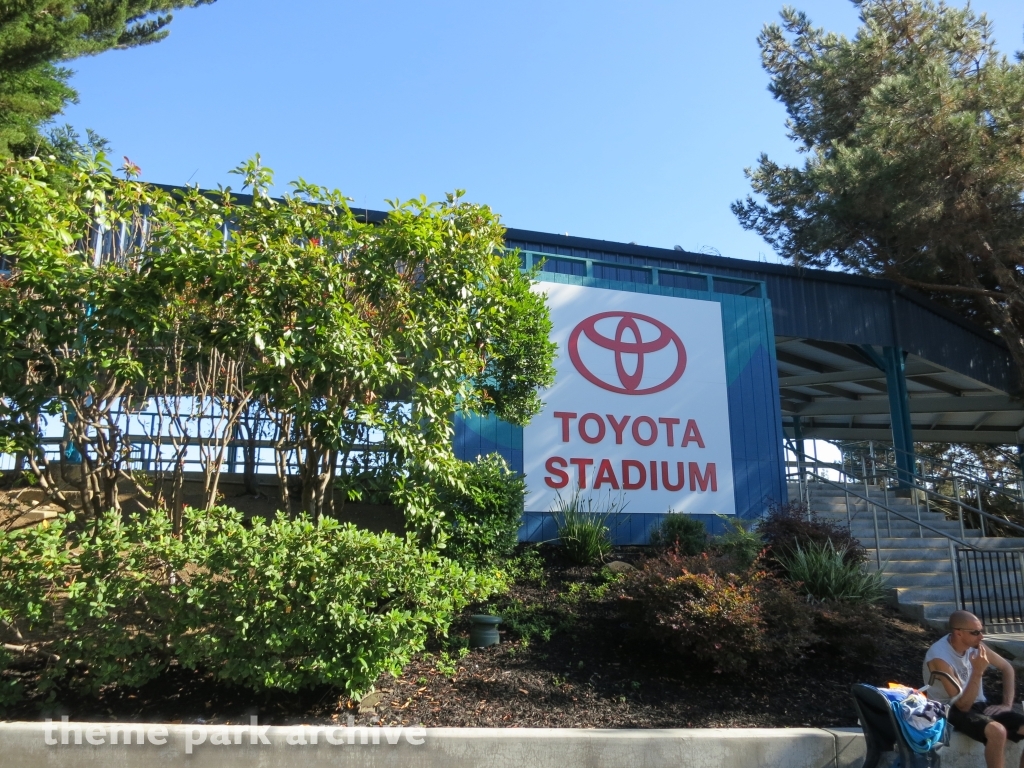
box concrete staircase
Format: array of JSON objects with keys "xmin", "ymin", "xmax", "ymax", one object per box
[{"xmin": 803, "ymin": 484, "xmax": 1024, "ymax": 632}]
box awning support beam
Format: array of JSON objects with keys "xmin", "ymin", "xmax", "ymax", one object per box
[{"xmin": 860, "ymin": 345, "xmax": 914, "ymax": 488}]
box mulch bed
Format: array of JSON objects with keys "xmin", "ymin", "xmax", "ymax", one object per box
[{"xmin": 2, "ymin": 547, "xmax": 1010, "ymax": 728}]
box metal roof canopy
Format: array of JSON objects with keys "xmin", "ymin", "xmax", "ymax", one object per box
[
  {"xmin": 502, "ymin": 226, "xmax": 1024, "ymax": 448},
  {"xmin": 156, "ymin": 199, "xmax": 1024, "ymax": 449}
]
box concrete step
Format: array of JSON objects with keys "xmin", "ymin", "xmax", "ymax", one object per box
[
  {"xmin": 857, "ymin": 536, "xmax": 1024, "ymax": 549},
  {"xmin": 819, "ymin": 513, "xmax": 954, "ymax": 528},
  {"xmin": 919, "ymin": 602, "xmax": 959, "ymax": 624},
  {"xmin": 882, "ymin": 573, "xmax": 959, "ymax": 587},
  {"xmin": 806, "ymin": 487, "xmax": 1024, "ymax": 633},
  {"xmin": 840, "ymin": 525, "xmax": 956, "ymax": 538},
  {"xmin": 815, "ymin": 502, "xmax": 925, "ymax": 514},
  {"xmin": 894, "ymin": 586, "xmax": 957, "ymax": 602},
  {"xmin": 811, "ymin": 493, "xmax": 963, "ymax": 508},
  {"xmin": 858, "ymin": 537, "xmax": 963, "ymax": 549},
  {"xmin": 867, "ymin": 560, "xmax": 952, "ymax": 574},
  {"xmin": 817, "ymin": 504, "xmax": 947, "ymax": 518}
]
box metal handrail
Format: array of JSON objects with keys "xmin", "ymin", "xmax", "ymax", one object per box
[
  {"xmin": 786, "ymin": 441, "xmax": 1024, "ymax": 540},
  {"xmin": 842, "ymin": 439, "xmax": 1024, "ymax": 502},
  {"xmin": 797, "ymin": 463, "xmax": 983, "ymax": 553},
  {"xmin": 845, "ymin": 449, "xmax": 1024, "ymax": 537},
  {"xmin": 793, "ymin": 451, "xmax": 1024, "ymax": 629}
]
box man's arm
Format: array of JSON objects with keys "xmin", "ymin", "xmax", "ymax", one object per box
[
  {"xmin": 981, "ymin": 643, "xmax": 1015, "ymax": 715},
  {"xmin": 929, "ymin": 648, "xmax": 989, "ymax": 712}
]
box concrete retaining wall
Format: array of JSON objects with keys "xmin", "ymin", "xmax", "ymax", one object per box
[{"xmin": 0, "ymin": 722, "xmax": 1019, "ymax": 768}]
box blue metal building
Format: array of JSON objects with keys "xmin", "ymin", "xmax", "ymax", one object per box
[
  {"xmin": 455, "ymin": 250, "xmax": 785, "ymax": 541},
  {"xmin": 447, "ymin": 223, "xmax": 1024, "ymax": 543}
]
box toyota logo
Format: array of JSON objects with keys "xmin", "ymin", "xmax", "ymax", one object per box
[{"xmin": 567, "ymin": 311, "xmax": 686, "ymax": 395}]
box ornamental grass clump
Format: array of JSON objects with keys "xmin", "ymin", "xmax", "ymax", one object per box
[
  {"xmin": 554, "ymin": 489, "xmax": 623, "ymax": 565},
  {"xmin": 776, "ymin": 540, "xmax": 887, "ymax": 604}
]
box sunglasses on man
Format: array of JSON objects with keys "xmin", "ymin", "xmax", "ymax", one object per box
[{"xmin": 954, "ymin": 627, "xmax": 985, "ymax": 636}]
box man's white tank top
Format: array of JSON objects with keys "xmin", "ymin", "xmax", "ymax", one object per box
[{"xmin": 922, "ymin": 634, "xmax": 986, "ymax": 704}]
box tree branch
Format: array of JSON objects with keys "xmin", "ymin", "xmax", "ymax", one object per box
[{"xmin": 885, "ymin": 275, "xmax": 1009, "ymax": 299}]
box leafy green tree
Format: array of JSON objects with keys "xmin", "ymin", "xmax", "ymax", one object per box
[
  {"xmin": 218, "ymin": 158, "xmax": 555, "ymax": 527},
  {"xmin": 0, "ymin": 154, "xmax": 556, "ymax": 530},
  {"xmin": 0, "ymin": 1, "xmax": 214, "ymax": 157},
  {"xmin": 733, "ymin": 0, "xmax": 1024, "ymax": 383},
  {"xmin": 0, "ymin": 154, "xmax": 225, "ymax": 518}
]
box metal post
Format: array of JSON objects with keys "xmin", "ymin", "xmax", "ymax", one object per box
[
  {"xmin": 1018, "ymin": 445, "xmax": 1024, "ymax": 517},
  {"xmin": 977, "ymin": 482, "xmax": 987, "ymax": 537},
  {"xmin": 1018, "ymin": 552, "xmax": 1024, "ymax": 627},
  {"xmin": 915, "ymin": 488, "xmax": 923, "ymax": 538},
  {"xmin": 950, "ymin": 540, "xmax": 962, "ymax": 611},
  {"xmin": 882, "ymin": 345, "xmax": 915, "ymax": 489},
  {"xmin": 843, "ymin": 461, "xmax": 852, "ymax": 527},
  {"xmin": 872, "ymin": 498, "xmax": 882, "ymax": 569},
  {"xmin": 955, "ymin": 479, "xmax": 965, "ymax": 539},
  {"xmin": 883, "ymin": 481, "xmax": 892, "ymax": 537},
  {"xmin": 794, "ymin": 417, "xmax": 807, "ymax": 514},
  {"xmin": 863, "ymin": 458, "xmax": 871, "ymax": 515}
]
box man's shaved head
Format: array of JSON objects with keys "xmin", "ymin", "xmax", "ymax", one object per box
[{"xmin": 949, "ymin": 610, "xmax": 980, "ymax": 629}]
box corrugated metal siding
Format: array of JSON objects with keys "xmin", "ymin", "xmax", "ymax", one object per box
[
  {"xmin": 507, "ymin": 233, "xmax": 1018, "ymax": 394},
  {"xmin": 892, "ymin": 296, "xmax": 1015, "ymax": 393},
  {"xmin": 454, "ymin": 268, "xmax": 786, "ymax": 544}
]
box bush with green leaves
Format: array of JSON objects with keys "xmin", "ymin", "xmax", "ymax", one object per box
[
  {"xmin": 775, "ymin": 540, "xmax": 887, "ymax": 604},
  {"xmin": 436, "ymin": 454, "xmax": 525, "ymax": 566},
  {"xmin": 650, "ymin": 513, "xmax": 707, "ymax": 554},
  {"xmin": 0, "ymin": 507, "xmax": 498, "ymax": 703},
  {"xmin": 712, "ymin": 516, "xmax": 764, "ymax": 570},
  {"xmin": 554, "ymin": 489, "xmax": 623, "ymax": 565},
  {"xmin": 171, "ymin": 507, "xmax": 499, "ymax": 694},
  {"xmin": 0, "ymin": 154, "xmax": 556, "ymax": 528},
  {"xmin": 0, "ymin": 515, "xmax": 75, "ymax": 704}
]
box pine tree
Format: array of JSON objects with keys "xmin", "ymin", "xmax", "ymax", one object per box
[
  {"xmin": 733, "ymin": 0, "xmax": 1024, "ymax": 384},
  {"xmin": 0, "ymin": 1, "xmax": 214, "ymax": 157}
]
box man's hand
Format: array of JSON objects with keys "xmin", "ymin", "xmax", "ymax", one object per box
[
  {"xmin": 984, "ymin": 704, "xmax": 1013, "ymax": 716},
  {"xmin": 971, "ymin": 644, "xmax": 990, "ymax": 674}
]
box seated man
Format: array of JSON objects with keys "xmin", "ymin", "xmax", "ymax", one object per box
[{"xmin": 925, "ymin": 610, "xmax": 1024, "ymax": 768}]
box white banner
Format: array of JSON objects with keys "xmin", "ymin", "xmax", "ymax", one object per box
[{"xmin": 524, "ymin": 282, "xmax": 735, "ymax": 515}]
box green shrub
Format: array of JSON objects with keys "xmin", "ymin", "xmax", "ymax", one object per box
[
  {"xmin": 170, "ymin": 507, "xmax": 498, "ymax": 695},
  {"xmin": 554, "ymin": 489, "xmax": 621, "ymax": 564},
  {"xmin": 712, "ymin": 515, "xmax": 763, "ymax": 568},
  {"xmin": 53, "ymin": 511, "xmax": 180, "ymax": 695},
  {"xmin": 0, "ymin": 515, "xmax": 75, "ymax": 703},
  {"xmin": 0, "ymin": 506, "xmax": 498, "ymax": 702},
  {"xmin": 650, "ymin": 513, "xmax": 707, "ymax": 554},
  {"xmin": 776, "ymin": 540, "xmax": 887, "ymax": 604},
  {"xmin": 437, "ymin": 454, "xmax": 525, "ymax": 566},
  {"xmin": 336, "ymin": 468, "xmax": 397, "ymax": 506}
]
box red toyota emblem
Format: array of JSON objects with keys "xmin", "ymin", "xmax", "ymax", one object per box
[{"xmin": 567, "ymin": 311, "xmax": 686, "ymax": 395}]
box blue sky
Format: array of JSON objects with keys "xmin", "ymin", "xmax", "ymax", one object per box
[{"xmin": 61, "ymin": 0, "xmax": 1024, "ymax": 263}]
